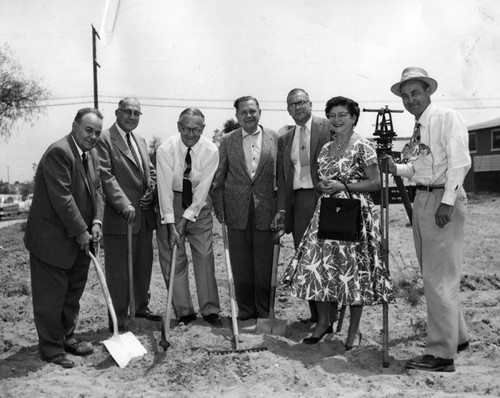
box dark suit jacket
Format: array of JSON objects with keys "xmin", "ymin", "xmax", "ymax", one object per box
[
  {"xmin": 24, "ymin": 134, "xmax": 105, "ymax": 269},
  {"xmin": 96, "ymin": 123, "xmax": 157, "ymax": 235},
  {"xmin": 276, "ymin": 116, "xmax": 331, "ymax": 233},
  {"xmin": 212, "ymin": 126, "xmax": 278, "ymax": 230}
]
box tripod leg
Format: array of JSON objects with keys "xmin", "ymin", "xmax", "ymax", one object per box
[{"xmin": 394, "ymin": 175, "xmax": 413, "ymax": 224}]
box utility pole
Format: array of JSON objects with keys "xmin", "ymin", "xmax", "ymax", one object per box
[
  {"xmin": 92, "ymin": 24, "xmax": 101, "ymax": 109},
  {"xmin": 6, "ymin": 166, "xmax": 9, "ymax": 184}
]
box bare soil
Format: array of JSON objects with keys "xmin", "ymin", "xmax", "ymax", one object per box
[{"xmin": 1, "ymin": 193, "xmax": 499, "ymax": 397}]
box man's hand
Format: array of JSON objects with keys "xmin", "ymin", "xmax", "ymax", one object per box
[
  {"xmin": 121, "ymin": 204, "xmax": 136, "ymax": 223},
  {"xmin": 270, "ymin": 212, "xmax": 284, "ymax": 232},
  {"xmin": 383, "ymin": 155, "xmax": 397, "ymax": 175},
  {"xmin": 76, "ymin": 230, "xmax": 92, "ymax": 256},
  {"xmin": 216, "ymin": 211, "xmax": 225, "ymax": 224},
  {"xmin": 91, "ymin": 223, "xmax": 102, "ymax": 243},
  {"xmin": 176, "ymin": 217, "xmax": 189, "ymax": 239},
  {"xmin": 140, "ymin": 188, "xmax": 156, "ymax": 210},
  {"xmin": 167, "ymin": 223, "xmax": 183, "ymax": 249},
  {"xmin": 435, "ymin": 203, "xmax": 454, "ymax": 228}
]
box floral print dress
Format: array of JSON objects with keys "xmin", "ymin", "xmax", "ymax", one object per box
[{"xmin": 281, "ymin": 138, "xmax": 394, "ymax": 306}]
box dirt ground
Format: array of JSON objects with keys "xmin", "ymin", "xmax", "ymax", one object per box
[{"xmin": 1, "ymin": 193, "xmax": 499, "ymax": 397}]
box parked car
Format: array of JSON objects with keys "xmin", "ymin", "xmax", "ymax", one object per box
[{"xmin": 0, "ymin": 195, "xmax": 21, "ymax": 220}]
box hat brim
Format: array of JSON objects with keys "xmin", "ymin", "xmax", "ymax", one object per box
[{"xmin": 391, "ymin": 77, "xmax": 438, "ymax": 97}]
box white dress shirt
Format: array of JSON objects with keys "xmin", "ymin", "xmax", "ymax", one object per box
[
  {"xmin": 242, "ymin": 126, "xmax": 262, "ymax": 179},
  {"xmin": 396, "ymin": 103, "xmax": 471, "ymax": 205},
  {"xmin": 157, "ymin": 134, "xmax": 219, "ymax": 223},
  {"xmin": 291, "ymin": 117, "xmax": 313, "ymax": 189}
]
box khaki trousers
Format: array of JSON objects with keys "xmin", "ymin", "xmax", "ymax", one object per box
[{"xmin": 413, "ymin": 188, "xmax": 469, "ymax": 359}]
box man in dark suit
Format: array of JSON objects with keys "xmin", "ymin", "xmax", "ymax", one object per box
[
  {"xmin": 96, "ymin": 97, "xmax": 160, "ymax": 330},
  {"xmin": 212, "ymin": 96, "xmax": 279, "ymax": 321},
  {"xmin": 24, "ymin": 108, "xmax": 105, "ymax": 368},
  {"xmin": 271, "ymin": 88, "xmax": 337, "ymax": 324}
]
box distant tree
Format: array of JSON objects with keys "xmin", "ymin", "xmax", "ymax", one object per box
[
  {"xmin": 212, "ymin": 118, "xmax": 240, "ymax": 147},
  {"xmin": 148, "ymin": 135, "xmax": 162, "ymax": 166},
  {"xmin": 0, "ymin": 43, "xmax": 49, "ymax": 140}
]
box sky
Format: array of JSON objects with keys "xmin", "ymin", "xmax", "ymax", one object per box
[{"xmin": 0, "ymin": 0, "xmax": 499, "ymax": 182}]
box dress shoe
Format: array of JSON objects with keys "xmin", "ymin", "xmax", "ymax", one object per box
[
  {"xmin": 303, "ymin": 325, "xmax": 330, "ymax": 344},
  {"xmin": 136, "ymin": 312, "xmax": 162, "ymax": 322},
  {"xmin": 178, "ymin": 313, "xmax": 197, "ymax": 325},
  {"xmin": 46, "ymin": 354, "xmax": 74, "ymax": 368},
  {"xmin": 237, "ymin": 314, "xmax": 257, "ymax": 321},
  {"xmin": 345, "ymin": 332, "xmax": 362, "ymax": 351},
  {"xmin": 299, "ymin": 317, "xmax": 318, "ymax": 324},
  {"xmin": 64, "ymin": 340, "xmax": 93, "ymax": 356},
  {"xmin": 405, "ymin": 355, "xmax": 455, "ymax": 372},
  {"xmin": 203, "ymin": 313, "xmax": 222, "ymax": 326},
  {"xmin": 457, "ymin": 341, "xmax": 470, "ymax": 353}
]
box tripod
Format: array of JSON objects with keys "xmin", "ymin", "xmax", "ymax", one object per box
[{"xmin": 363, "ymin": 106, "xmax": 413, "ymax": 367}]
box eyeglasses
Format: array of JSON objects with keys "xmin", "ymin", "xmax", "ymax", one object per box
[
  {"xmin": 179, "ymin": 122, "xmax": 203, "ymax": 135},
  {"xmin": 118, "ymin": 108, "xmax": 142, "ymax": 118},
  {"xmin": 288, "ymin": 100, "xmax": 310, "ymax": 109},
  {"xmin": 327, "ymin": 112, "xmax": 350, "ymax": 119}
]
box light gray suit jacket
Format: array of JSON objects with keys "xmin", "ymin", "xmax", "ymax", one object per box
[{"xmin": 212, "ymin": 126, "xmax": 279, "ymax": 230}]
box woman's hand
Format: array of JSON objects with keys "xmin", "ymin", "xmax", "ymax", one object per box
[{"xmin": 318, "ymin": 179, "xmax": 345, "ymax": 194}]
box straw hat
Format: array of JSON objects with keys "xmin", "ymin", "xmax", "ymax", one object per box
[{"xmin": 391, "ymin": 67, "xmax": 438, "ymax": 97}]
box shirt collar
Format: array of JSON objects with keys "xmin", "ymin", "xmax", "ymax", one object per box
[
  {"xmin": 115, "ymin": 123, "xmax": 133, "ymax": 138},
  {"xmin": 71, "ymin": 135, "xmax": 84, "ymax": 156},
  {"xmin": 296, "ymin": 116, "xmax": 312, "ymax": 132},
  {"xmin": 241, "ymin": 125, "xmax": 262, "ymax": 138},
  {"xmin": 416, "ymin": 102, "xmax": 434, "ymax": 128}
]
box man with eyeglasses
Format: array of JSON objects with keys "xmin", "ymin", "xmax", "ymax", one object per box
[
  {"xmin": 155, "ymin": 108, "xmax": 221, "ymax": 326},
  {"xmin": 271, "ymin": 88, "xmax": 337, "ymax": 327},
  {"xmin": 96, "ymin": 97, "xmax": 160, "ymax": 331},
  {"xmin": 386, "ymin": 67, "xmax": 471, "ymax": 372},
  {"xmin": 212, "ymin": 96, "xmax": 279, "ymax": 322}
]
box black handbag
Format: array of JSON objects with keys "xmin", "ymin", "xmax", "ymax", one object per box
[{"xmin": 317, "ymin": 183, "xmax": 362, "ymax": 241}]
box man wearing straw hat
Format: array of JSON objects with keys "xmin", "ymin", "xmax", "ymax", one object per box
[{"xmin": 386, "ymin": 67, "xmax": 471, "ymax": 372}]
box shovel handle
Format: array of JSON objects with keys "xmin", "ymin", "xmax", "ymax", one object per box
[
  {"xmin": 269, "ymin": 241, "xmax": 280, "ymax": 318},
  {"xmin": 90, "ymin": 251, "xmax": 120, "ymax": 339},
  {"xmin": 221, "ymin": 223, "xmax": 240, "ymax": 350},
  {"xmin": 163, "ymin": 245, "xmax": 177, "ymax": 342},
  {"xmin": 127, "ymin": 222, "xmax": 135, "ymax": 318}
]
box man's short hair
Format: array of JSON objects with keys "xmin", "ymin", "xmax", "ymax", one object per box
[
  {"xmin": 74, "ymin": 108, "xmax": 103, "ymax": 123},
  {"xmin": 179, "ymin": 107, "xmax": 205, "ymax": 122},
  {"xmin": 233, "ymin": 96, "xmax": 260, "ymax": 111},
  {"xmin": 286, "ymin": 88, "xmax": 310, "ymax": 101}
]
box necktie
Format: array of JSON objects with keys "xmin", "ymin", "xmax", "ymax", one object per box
[
  {"xmin": 298, "ymin": 126, "xmax": 309, "ymax": 180},
  {"xmin": 81, "ymin": 152, "xmax": 89, "ymax": 176},
  {"xmin": 182, "ymin": 147, "xmax": 193, "ymax": 209},
  {"xmin": 126, "ymin": 132, "xmax": 146, "ymax": 186},
  {"xmin": 413, "ymin": 122, "xmax": 421, "ymax": 142}
]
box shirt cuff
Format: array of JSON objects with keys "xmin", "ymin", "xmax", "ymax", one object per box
[
  {"xmin": 441, "ymin": 190, "xmax": 457, "ymax": 206},
  {"xmin": 161, "ymin": 214, "xmax": 176, "ymax": 224},
  {"xmin": 183, "ymin": 208, "xmax": 197, "ymax": 223},
  {"xmin": 92, "ymin": 219, "xmax": 102, "ymax": 227}
]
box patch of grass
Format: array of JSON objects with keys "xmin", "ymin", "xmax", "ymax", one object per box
[{"xmin": 390, "ymin": 251, "xmax": 424, "ymax": 306}]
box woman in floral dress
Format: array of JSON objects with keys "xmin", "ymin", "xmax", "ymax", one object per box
[{"xmin": 282, "ymin": 96, "xmax": 394, "ymax": 349}]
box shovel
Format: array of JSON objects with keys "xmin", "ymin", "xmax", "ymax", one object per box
[
  {"xmin": 255, "ymin": 231, "xmax": 287, "ymax": 335},
  {"xmin": 159, "ymin": 244, "xmax": 177, "ymax": 350},
  {"xmin": 89, "ymin": 250, "xmax": 147, "ymax": 368},
  {"xmin": 127, "ymin": 222, "xmax": 135, "ymax": 319},
  {"xmin": 209, "ymin": 222, "xmax": 267, "ymax": 355}
]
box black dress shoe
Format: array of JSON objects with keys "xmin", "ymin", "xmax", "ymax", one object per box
[
  {"xmin": 406, "ymin": 355, "xmax": 455, "ymax": 372},
  {"xmin": 303, "ymin": 326, "xmax": 330, "ymax": 345},
  {"xmin": 457, "ymin": 341, "xmax": 470, "ymax": 353},
  {"xmin": 46, "ymin": 354, "xmax": 74, "ymax": 368},
  {"xmin": 203, "ymin": 313, "xmax": 222, "ymax": 326},
  {"xmin": 136, "ymin": 312, "xmax": 162, "ymax": 322},
  {"xmin": 237, "ymin": 314, "xmax": 257, "ymax": 321},
  {"xmin": 178, "ymin": 313, "xmax": 197, "ymax": 325},
  {"xmin": 64, "ymin": 340, "xmax": 93, "ymax": 356}
]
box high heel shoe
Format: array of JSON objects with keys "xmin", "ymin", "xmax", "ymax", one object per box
[
  {"xmin": 345, "ymin": 331, "xmax": 362, "ymax": 351},
  {"xmin": 303, "ymin": 326, "xmax": 330, "ymax": 345}
]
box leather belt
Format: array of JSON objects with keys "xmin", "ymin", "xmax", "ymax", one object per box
[
  {"xmin": 416, "ymin": 185, "xmax": 445, "ymax": 192},
  {"xmin": 294, "ymin": 188, "xmax": 314, "ymax": 192}
]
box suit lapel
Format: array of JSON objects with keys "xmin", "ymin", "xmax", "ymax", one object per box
[
  {"xmin": 254, "ymin": 127, "xmax": 272, "ymax": 181},
  {"xmin": 283, "ymin": 126, "xmax": 295, "ymax": 186},
  {"xmin": 232, "ymin": 129, "xmax": 251, "ymax": 180},
  {"xmin": 310, "ymin": 117, "xmax": 322, "ymax": 161},
  {"xmin": 68, "ymin": 135, "xmax": 92, "ymax": 195},
  {"xmin": 110, "ymin": 124, "xmax": 137, "ymax": 167}
]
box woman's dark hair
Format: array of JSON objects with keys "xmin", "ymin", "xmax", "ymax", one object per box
[{"xmin": 324, "ymin": 96, "xmax": 360, "ymax": 126}]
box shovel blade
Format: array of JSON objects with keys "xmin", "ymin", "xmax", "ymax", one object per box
[
  {"xmin": 255, "ymin": 317, "xmax": 287, "ymax": 336},
  {"xmin": 103, "ymin": 332, "xmax": 147, "ymax": 369}
]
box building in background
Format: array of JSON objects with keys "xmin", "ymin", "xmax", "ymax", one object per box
[{"xmin": 464, "ymin": 118, "xmax": 500, "ymax": 193}]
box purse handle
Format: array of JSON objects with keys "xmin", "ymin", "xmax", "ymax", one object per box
[{"xmin": 340, "ymin": 180, "xmax": 354, "ymax": 199}]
